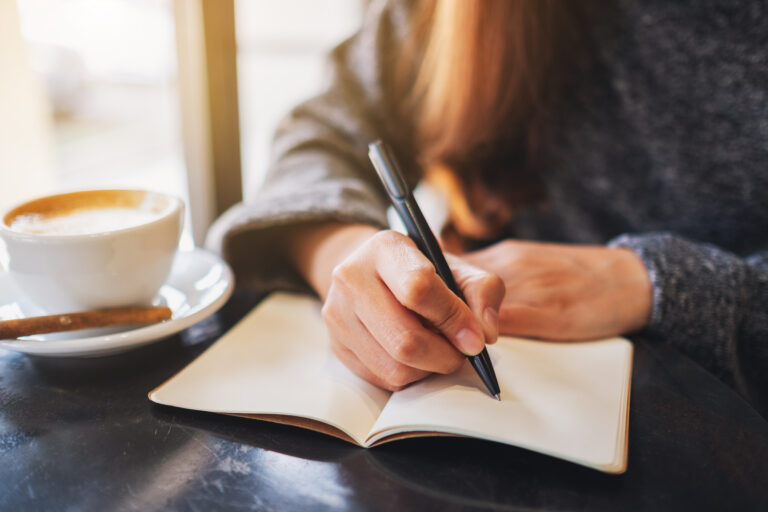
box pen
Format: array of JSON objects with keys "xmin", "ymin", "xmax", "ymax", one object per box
[{"xmin": 368, "ymin": 140, "xmax": 501, "ymax": 400}]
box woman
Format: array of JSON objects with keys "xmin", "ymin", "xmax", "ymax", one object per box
[{"xmin": 208, "ymin": 0, "xmax": 768, "ymax": 415}]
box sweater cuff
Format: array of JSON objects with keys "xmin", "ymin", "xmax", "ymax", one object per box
[{"xmin": 206, "ymin": 187, "xmax": 388, "ymax": 296}]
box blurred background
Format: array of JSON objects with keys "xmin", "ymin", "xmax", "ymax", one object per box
[{"xmin": 1, "ymin": 0, "xmax": 364, "ymax": 246}]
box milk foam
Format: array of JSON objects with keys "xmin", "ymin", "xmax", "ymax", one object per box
[{"xmin": 10, "ymin": 207, "xmax": 162, "ymax": 235}]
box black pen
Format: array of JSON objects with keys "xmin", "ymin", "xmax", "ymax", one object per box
[{"xmin": 368, "ymin": 140, "xmax": 501, "ymax": 400}]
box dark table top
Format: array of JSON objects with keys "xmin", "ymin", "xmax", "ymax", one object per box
[{"xmin": 1, "ymin": 291, "xmax": 767, "ymax": 512}]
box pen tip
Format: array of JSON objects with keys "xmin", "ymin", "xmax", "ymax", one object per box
[{"xmin": 493, "ymin": 393, "xmax": 501, "ymax": 401}]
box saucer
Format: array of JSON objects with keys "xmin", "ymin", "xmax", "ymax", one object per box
[{"xmin": 0, "ymin": 248, "xmax": 234, "ymax": 357}]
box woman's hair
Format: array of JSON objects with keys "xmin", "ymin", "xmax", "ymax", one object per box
[{"xmin": 401, "ymin": 0, "xmax": 589, "ymax": 241}]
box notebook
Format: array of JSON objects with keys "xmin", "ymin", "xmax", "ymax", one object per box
[{"xmin": 150, "ymin": 293, "xmax": 633, "ymax": 473}]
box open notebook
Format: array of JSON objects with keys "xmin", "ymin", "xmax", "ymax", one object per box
[{"xmin": 150, "ymin": 293, "xmax": 633, "ymax": 474}]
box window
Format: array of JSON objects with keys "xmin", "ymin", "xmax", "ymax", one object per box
[{"xmin": 235, "ymin": 0, "xmax": 364, "ymax": 196}]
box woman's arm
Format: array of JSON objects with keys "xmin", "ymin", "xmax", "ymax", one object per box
[
  {"xmin": 463, "ymin": 234, "xmax": 768, "ymax": 415},
  {"xmin": 205, "ymin": 1, "xmax": 508, "ymax": 391},
  {"xmin": 206, "ymin": 0, "xmax": 418, "ymax": 293}
]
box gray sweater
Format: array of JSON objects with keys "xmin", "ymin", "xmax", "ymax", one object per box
[{"xmin": 208, "ymin": 0, "xmax": 768, "ymax": 415}]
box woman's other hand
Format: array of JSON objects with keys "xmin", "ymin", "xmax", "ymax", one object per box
[
  {"xmin": 292, "ymin": 224, "xmax": 504, "ymax": 391},
  {"xmin": 462, "ymin": 240, "xmax": 652, "ymax": 340}
]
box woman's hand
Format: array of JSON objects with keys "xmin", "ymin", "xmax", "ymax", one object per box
[
  {"xmin": 291, "ymin": 224, "xmax": 504, "ymax": 391},
  {"xmin": 461, "ymin": 240, "xmax": 652, "ymax": 340}
]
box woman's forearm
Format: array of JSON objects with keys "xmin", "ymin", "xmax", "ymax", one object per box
[{"xmin": 289, "ymin": 222, "xmax": 380, "ymax": 299}]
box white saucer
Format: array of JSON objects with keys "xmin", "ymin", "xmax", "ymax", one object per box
[{"xmin": 0, "ymin": 248, "xmax": 234, "ymax": 357}]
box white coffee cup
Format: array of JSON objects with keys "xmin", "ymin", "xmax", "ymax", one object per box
[{"xmin": 0, "ymin": 189, "xmax": 184, "ymax": 314}]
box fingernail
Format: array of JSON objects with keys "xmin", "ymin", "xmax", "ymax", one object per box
[
  {"xmin": 455, "ymin": 328, "xmax": 483, "ymax": 355},
  {"xmin": 483, "ymin": 307, "xmax": 499, "ymax": 342}
]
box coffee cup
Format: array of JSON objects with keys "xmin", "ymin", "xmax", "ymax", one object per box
[{"xmin": 0, "ymin": 189, "xmax": 184, "ymax": 314}]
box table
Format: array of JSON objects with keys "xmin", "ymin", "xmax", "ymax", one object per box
[{"xmin": 1, "ymin": 291, "xmax": 767, "ymax": 511}]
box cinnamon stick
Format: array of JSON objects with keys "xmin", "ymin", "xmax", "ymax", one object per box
[{"xmin": 0, "ymin": 306, "xmax": 173, "ymax": 339}]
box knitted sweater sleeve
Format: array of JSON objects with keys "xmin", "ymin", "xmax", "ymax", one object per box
[
  {"xmin": 611, "ymin": 232, "xmax": 768, "ymax": 414},
  {"xmin": 205, "ymin": 0, "xmax": 416, "ymax": 294}
]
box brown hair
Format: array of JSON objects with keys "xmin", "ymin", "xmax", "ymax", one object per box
[{"xmin": 402, "ymin": 0, "xmax": 588, "ymax": 242}]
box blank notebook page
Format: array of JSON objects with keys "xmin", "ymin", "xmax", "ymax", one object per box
[
  {"xmin": 150, "ymin": 294, "xmax": 392, "ymax": 445},
  {"xmin": 370, "ymin": 336, "xmax": 632, "ymax": 471}
]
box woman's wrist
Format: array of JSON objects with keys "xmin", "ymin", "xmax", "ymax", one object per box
[
  {"xmin": 610, "ymin": 247, "xmax": 653, "ymax": 333},
  {"xmin": 289, "ymin": 222, "xmax": 380, "ymax": 298}
]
